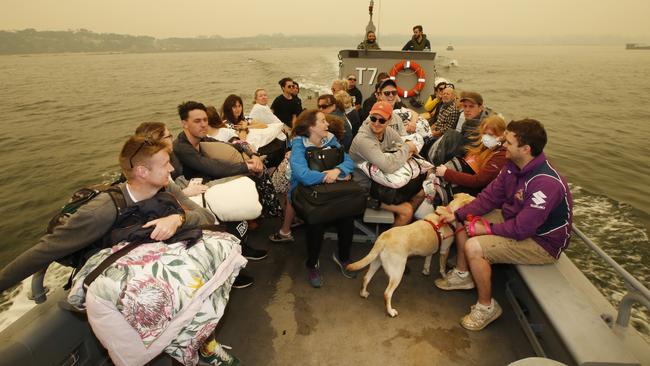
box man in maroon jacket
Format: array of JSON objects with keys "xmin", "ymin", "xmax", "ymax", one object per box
[{"xmin": 436, "ymin": 119, "xmax": 573, "ymax": 331}]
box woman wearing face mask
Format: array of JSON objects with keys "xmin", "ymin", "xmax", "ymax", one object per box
[{"xmin": 434, "ymin": 115, "xmax": 507, "ymax": 197}]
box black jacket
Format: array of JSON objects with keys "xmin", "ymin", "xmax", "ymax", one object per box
[{"xmin": 173, "ymin": 132, "xmax": 248, "ymax": 181}]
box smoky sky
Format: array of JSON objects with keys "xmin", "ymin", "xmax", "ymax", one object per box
[{"xmin": 2, "ymin": 0, "xmax": 649, "ymax": 40}]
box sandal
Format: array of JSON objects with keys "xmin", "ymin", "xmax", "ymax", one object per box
[{"xmin": 269, "ymin": 231, "xmax": 294, "ymax": 243}]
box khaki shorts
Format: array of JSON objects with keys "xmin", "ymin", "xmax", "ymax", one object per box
[{"xmin": 473, "ymin": 210, "xmax": 555, "ymax": 265}]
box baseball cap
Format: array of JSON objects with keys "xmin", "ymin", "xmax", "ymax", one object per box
[
  {"xmin": 369, "ymin": 101, "xmax": 392, "ymax": 120},
  {"xmin": 459, "ymin": 91, "xmax": 483, "ymax": 105}
]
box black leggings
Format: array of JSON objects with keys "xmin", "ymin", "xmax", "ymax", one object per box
[{"xmin": 305, "ymin": 217, "xmax": 354, "ymax": 268}]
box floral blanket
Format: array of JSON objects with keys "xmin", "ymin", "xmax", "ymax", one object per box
[{"xmin": 68, "ymin": 231, "xmax": 247, "ymax": 366}]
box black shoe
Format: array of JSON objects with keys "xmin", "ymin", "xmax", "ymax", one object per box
[
  {"xmin": 233, "ymin": 273, "xmax": 254, "ymax": 289},
  {"xmin": 242, "ymin": 245, "xmax": 268, "ymax": 261}
]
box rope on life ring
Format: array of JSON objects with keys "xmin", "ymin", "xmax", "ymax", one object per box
[{"xmin": 389, "ymin": 60, "xmax": 426, "ymax": 98}]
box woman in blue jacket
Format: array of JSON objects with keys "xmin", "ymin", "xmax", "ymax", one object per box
[{"xmin": 289, "ymin": 109, "xmax": 356, "ymax": 288}]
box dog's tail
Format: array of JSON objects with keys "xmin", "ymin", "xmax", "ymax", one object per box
[{"xmin": 346, "ymin": 233, "xmax": 387, "ymax": 271}]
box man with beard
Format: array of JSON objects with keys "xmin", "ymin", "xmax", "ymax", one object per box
[
  {"xmin": 357, "ymin": 30, "xmax": 381, "ymax": 50},
  {"xmin": 402, "ymin": 25, "xmax": 431, "ymax": 51}
]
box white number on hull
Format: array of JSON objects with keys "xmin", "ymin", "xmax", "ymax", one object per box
[{"xmin": 355, "ymin": 67, "xmax": 378, "ymax": 86}]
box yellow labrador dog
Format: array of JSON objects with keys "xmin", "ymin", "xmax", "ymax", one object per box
[{"xmin": 346, "ymin": 193, "xmax": 474, "ymax": 317}]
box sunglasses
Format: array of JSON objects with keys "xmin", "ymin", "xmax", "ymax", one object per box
[
  {"xmin": 287, "ymin": 84, "xmax": 297, "ymax": 88},
  {"xmin": 318, "ymin": 103, "xmax": 333, "ymax": 109},
  {"xmin": 369, "ymin": 116, "xmax": 388, "ymax": 124},
  {"xmin": 348, "ymin": 77, "xmax": 356, "ymax": 81},
  {"xmin": 382, "ymin": 90, "xmax": 398, "ymax": 97},
  {"xmin": 129, "ymin": 140, "xmax": 153, "ymax": 169}
]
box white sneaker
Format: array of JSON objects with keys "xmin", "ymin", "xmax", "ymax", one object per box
[
  {"xmin": 461, "ymin": 299, "xmax": 503, "ymax": 331},
  {"xmin": 434, "ymin": 269, "xmax": 475, "ymax": 290}
]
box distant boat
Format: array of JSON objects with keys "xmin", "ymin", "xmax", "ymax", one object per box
[
  {"xmin": 626, "ymin": 43, "xmax": 650, "ymax": 50},
  {"xmin": 446, "ymin": 42, "xmax": 454, "ymax": 51}
]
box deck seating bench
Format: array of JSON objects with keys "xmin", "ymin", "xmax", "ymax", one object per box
[
  {"xmin": 324, "ymin": 208, "xmax": 394, "ymax": 243},
  {"xmin": 510, "ymin": 254, "xmax": 641, "ymax": 365}
]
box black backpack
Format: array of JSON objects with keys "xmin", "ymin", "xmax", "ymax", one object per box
[{"xmin": 46, "ymin": 184, "xmax": 127, "ymax": 286}]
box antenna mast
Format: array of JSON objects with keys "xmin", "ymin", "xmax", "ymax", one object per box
[{"xmin": 366, "ymin": 0, "xmax": 376, "ymax": 33}]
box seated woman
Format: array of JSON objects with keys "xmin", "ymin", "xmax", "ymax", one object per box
[
  {"xmin": 222, "ymin": 94, "xmax": 286, "ymax": 168},
  {"xmin": 289, "ymin": 109, "xmax": 356, "ymax": 288},
  {"xmin": 249, "ymin": 88, "xmax": 286, "ymax": 128},
  {"xmin": 423, "ymin": 79, "xmax": 449, "ymax": 119},
  {"xmin": 334, "ymin": 90, "xmax": 361, "ymax": 137},
  {"xmin": 269, "ymin": 113, "xmax": 347, "ymax": 243},
  {"xmin": 433, "ymin": 115, "xmax": 507, "ymax": 198},
  {"xmin": 349, "ymin": 101, "xmax": 423, "ymax": 227},
  {"xmin": 317, "ymin": 94, "xmax": 353, "ymax": 151}
]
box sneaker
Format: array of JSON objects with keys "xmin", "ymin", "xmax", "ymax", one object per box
[
  {"xmin": 269, "ymin": 230, "xmax": 294, "ymax": 243},
  {"xmin": 435, "ymin": 269, "xmax": 475, "ymax": 290},
  {"xmin": 308, "ymin": 262, "xmax": 322, "ymax": 288},
  {"xmin": 242, "ymin": 245, "xmax": 268, "ymax": 261},
  {"xmin": 199, "ymin": 343, "xmax": 241, "ymax": 366},
  {"xmin": 331, "ymin": 252, "xmax": 357, "ymax": 279},
  {"xmin": 460, "ymin": 299, "xmax": 503, "ymax": 331},
  {"xmin": 232, "ymin": 273, "xmax": 254, "ymax": 289}
]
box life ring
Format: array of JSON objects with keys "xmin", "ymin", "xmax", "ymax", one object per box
[{"xmin": 388, "ymin": 60, "xmax": 426, "ymax": 98}]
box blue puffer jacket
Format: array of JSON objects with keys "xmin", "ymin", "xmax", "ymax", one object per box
[{"xmin": 288, "ymin": 132, "xmax": 355, "ymax": 200}]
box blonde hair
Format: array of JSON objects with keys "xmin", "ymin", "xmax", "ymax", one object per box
[
  {"xmin": 334, "ymin": 90, "xmax": 353, "ymax": 109},
  {"xmin": 466, "ymin": 115, "xmax": 506, "ymax": 168},
  {"xmin": 331, "ymin": 79, "xmax": 348, "ymax": 93}
]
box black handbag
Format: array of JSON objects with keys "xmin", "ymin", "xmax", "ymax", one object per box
[
  {"xmin": 306, "ymin": 146, "xmax": 344, "ymax": 172},
  {"xmin": 293, "ymin": 180, "xmax": 367, "ymax": 224},
  {"xmin": 370, "ymin": 174, "xmax": 426, "ymax": 205}
]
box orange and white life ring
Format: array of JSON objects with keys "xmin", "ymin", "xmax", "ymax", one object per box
[{"xmin": 388, "ymin": 60, "xmax": 426, "ymax": 98}]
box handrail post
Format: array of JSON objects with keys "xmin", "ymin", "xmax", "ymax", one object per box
[{"xmin": 616, "ymin": 289, "xmax": 650, "ymax": 327}]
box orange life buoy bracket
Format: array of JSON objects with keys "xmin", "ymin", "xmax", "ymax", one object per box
[{"xmin": 389, "ymin": 60, "xmax": 426, "ymax": 98}]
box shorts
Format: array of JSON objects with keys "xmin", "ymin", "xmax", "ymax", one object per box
[{"xmin": 473, "ymin": 210, "xmax": 555, "ymax": 265}]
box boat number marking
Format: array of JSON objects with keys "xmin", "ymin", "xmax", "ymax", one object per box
[{"xmin": 355, "ymin": 67, "xmax": 378, "ymax": 86}]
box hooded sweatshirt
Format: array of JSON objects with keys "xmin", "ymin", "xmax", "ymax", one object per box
[{"xmin": 455, "ymin": 153, "xmax": 573, "ymax": 259}]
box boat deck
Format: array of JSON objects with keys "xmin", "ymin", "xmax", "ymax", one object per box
[{"xmin": 216, "ymin": 218, "xmax": 535, "ymax": 365}]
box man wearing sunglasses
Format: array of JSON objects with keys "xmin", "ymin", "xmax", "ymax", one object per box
[
  {"xmin": 346, "ymin": 74, "xmax": 363, "ymax": 110},
  {"xmin": 0, "ymin": 136, "xmax": 216, "ymax": 292},
  {"xmin": 376, "ymin": 79, "xmax": 419, "ymax": 136},
  {"xmin": 271, "ymin": 77, "xmax": 302, "ymax": 130},
  {"xmin": 350, "ymin": 101, "xmax": 421, "ymax": 227}
]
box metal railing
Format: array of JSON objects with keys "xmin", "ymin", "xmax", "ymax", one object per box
[{"xmin": 572, "ymin": 224, "xmax": 650, "ymax": 328}]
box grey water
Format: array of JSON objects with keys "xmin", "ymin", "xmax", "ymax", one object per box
[{"xmin": 0, "ymin": 46, "xmax": 648, "ymax": 337}]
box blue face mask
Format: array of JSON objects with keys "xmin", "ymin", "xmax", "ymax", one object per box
[{"xmin": 481, "ymin": 134, "xmax": 500, "ymax": 149}]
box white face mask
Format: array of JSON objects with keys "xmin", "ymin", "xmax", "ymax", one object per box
[{"xmin": 481, "ymin": 134, "xmax": 500, "ymax": 149}]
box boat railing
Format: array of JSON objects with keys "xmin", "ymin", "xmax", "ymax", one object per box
[{"xmin": 571, "ymin": 224, "xmax": 650, "ymax": 328}]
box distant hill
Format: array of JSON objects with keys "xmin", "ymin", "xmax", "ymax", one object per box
[
  {"xmin": 0, "ymin": 29, "xmax": 386, "ymax": 55},
  {"xmin": 0, "ymin": 29, "xmax": 640, "ymax": 55}
]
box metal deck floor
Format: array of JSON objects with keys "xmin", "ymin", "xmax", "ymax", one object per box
[{"xmin": 216, "ymin": 218, "xmax": 535, "ymax": 366}]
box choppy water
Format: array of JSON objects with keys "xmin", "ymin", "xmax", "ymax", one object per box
[{"xmin": 0, "ymin": 46, "xmax": 648, "ymax": 337}]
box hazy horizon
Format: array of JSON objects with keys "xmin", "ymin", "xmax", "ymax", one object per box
[{"xmin": 1, "ymin": 0, "xmax": 649, "ymax": 41}]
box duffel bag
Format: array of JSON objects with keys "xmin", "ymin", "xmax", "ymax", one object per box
[{"xmin": 292, "ymin": 180, "xmax": 367, "ymax": 224}]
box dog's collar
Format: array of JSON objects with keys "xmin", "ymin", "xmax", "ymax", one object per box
[{"xmin": 424, "ymin": 218, "xmax": 455, "ymax": 242}]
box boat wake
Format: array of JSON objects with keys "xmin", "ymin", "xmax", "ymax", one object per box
[{"xmin": 566, "ymin": 184, "xmax": 650, "ymax": 341}]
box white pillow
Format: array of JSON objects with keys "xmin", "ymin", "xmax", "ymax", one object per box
[
  {"xmin": 189, "ymin": 176, "xmax": 262, "ymax": 221},
  {"xmin": 246, "ymin": 123, "xmax": 285, "ymax": 149}
]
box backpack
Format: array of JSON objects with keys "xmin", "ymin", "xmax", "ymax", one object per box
[{"xmin": 46, "ymin": 183, "xmax": 127, "ymax": 287}]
